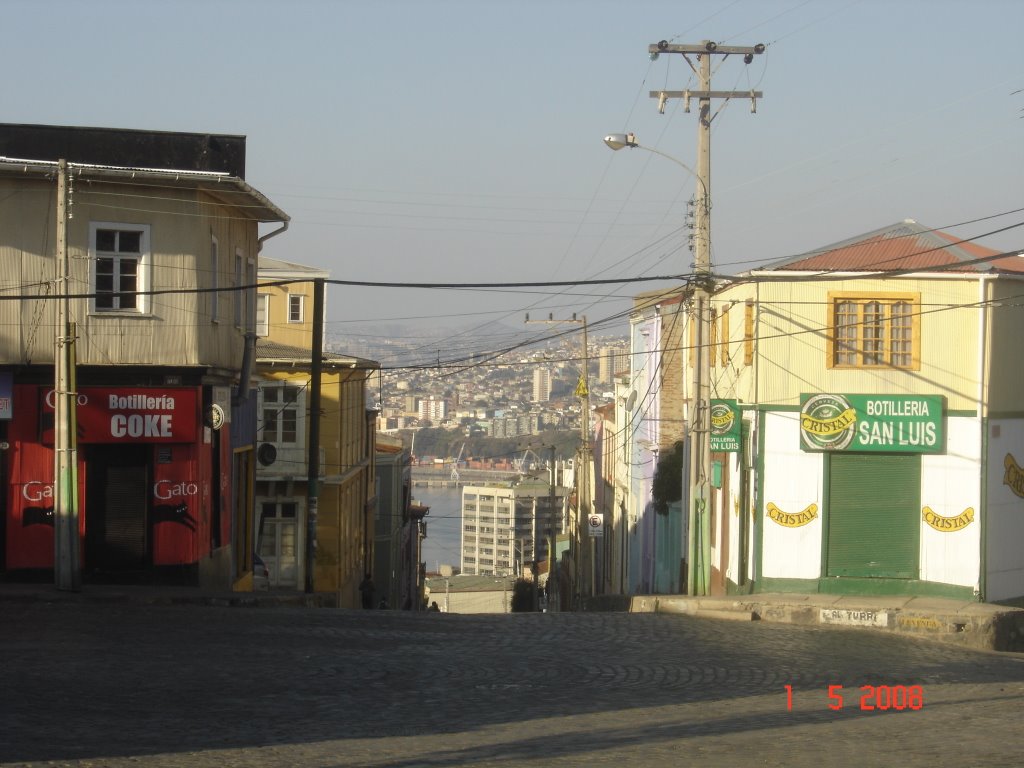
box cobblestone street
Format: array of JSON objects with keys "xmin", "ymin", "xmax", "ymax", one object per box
[{"xmin": 3, "ymin": 602, "xmax": 1024, "ymax": 767}]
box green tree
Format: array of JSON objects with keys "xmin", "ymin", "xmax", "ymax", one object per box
[
  {"xmin": 652, "ymin": 441, "xmax": 685, "ymax": 515},
  {"xmin": 510, "ymin": 578, "xmax": 535, "ymax": 612}
]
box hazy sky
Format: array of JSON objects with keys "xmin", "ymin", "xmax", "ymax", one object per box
[{"xmin": 7, "ymin": 0, "xmax": 1023, "ymax": 367}]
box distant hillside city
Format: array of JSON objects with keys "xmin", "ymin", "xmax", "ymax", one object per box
[{"xmin": 328, "ymin": 326, "xmax": 630, "ymax": 466}]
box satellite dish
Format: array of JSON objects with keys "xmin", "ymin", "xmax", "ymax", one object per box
[
  {"xmin": 257, "ymin": 443, "xmax": 278, "ymax": 466},
  {"xmin": 625, "ymin": 390, "xmax": 638, "ymax": 411}
]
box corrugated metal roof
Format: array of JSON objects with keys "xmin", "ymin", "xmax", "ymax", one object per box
[
  {"xmin": 424, "ymin": 575, "xmax": 517, "ymax": 593},
  {"xmin": 258, "ymin": 256, "xmax": 330, "ymax": 279},
  {"xmin": 255, "ymin": 338, "xmax": 378, "ymax": 369},
  {"xmin": 757, "ymin": 219, "xmax": 1021, "ymax": 275},
  {"xmin": 0, "ymin": 156, "xmax": 289, "ymax": 223}
]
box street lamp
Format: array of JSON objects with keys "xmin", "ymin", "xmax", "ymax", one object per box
[
  {"xmin": 603, "ymin": 132, "xmax": 712, "ymax": 597},
  {"xmin": 603, "ymin": 133, "xmax": 711, "ymax": 275},
  {"xmin": 603, "ymin": 134, "xmax": 702, "ymax": 191}
]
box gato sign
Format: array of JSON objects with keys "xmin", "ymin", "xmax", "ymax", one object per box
[{"xmin": 42, "ymin": 386, "xmax": 197, "ymax": 444}]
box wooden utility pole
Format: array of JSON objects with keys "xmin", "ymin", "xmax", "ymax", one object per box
[
  {"xmin": 526, "ymin": 313, "xmax": 591, "ymax": 606},
  {"xmin": 648, "ymin": 39, "xmax": 764, "ymax": 596},
  {"xmin": 547, "ymin": 443, "xmax": 557, "ymax": 612},
  {"xmin": 54, "ymin": 159, "xmax": 80, "ymax": 591},
  {"xmin": 305, "ymin": 278, "xmax": 324, "ymax": 593}
]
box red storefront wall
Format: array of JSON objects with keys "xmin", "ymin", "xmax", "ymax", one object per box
[{"xmin": 4, "ymin": 385, "xmax": 228, "ymax": 570}]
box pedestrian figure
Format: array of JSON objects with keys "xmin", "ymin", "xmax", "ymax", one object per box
[
  {"xmin": 359, "ymin": 573, "xmax": 375, "ymax": 609},
  {"xmin": 428, "ymin": 601, "xmax": 440, "ymax": 612}
]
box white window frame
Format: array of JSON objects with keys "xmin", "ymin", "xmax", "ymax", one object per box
[
  {"xmin": 209, "ymin": 234, "xmax": 219, "ymax": 322},
  {"xmin": 246, "ymin": 256, "xmax": 256, "ymax": 333},
  {"xmin": 256, "ymin": 294, "xmax": 270, "ymax": 337},
  {"xmin": 254, "ymin": 497, "xmax": 305, "ymax": 589},
  {"xmin": 259, "ymin": 383, "xmax": 305, "ymax": 447},
  {"xmin": 234, "ymin": 248, "xmax": 244, "ymax": 328},
  {"xmin": 288, "ymin": 294, "xmax": 304, "ymax": 323},
  {"xmin": 89, "ymin": 222, "xmax": 151, "ymax": 314}
]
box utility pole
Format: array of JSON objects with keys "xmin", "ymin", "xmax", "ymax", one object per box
[
  {"xmin": 526, "ymin": 313, "xmax": 591, "ymax": 606},
  {"xmin": 305, "ymin": 278, "xmax": 324, "ymax": 593},
  {"xmin": 54, "ymin": 159, "xmax": 80, "ymax": 592},
  {"xmin": 648, "ymin": 39, "xmax": 764, "ymax": 596},
  {"xmin": 548, "ymin": 443, "xmax": 557, "ymax": 612},
  {"xmin": 531, "ymin": 497, "xmax": 539, "ymax": 611}
]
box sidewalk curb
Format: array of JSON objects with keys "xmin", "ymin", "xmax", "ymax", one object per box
[
  {"xmin": 0, "ymin": 585, "xmax": 339, "ymax": 609},
  {"xmin": 581, "ymin": 592, "xmax": 1024, "ymax": 652}
]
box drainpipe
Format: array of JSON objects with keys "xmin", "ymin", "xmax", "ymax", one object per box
[
  {"xmin": 236, "ymin": 222, "xmax": 289, "ymax": 402},
  {"xmin": 977, "ymin": 274, "xmax": 992, "ymax": 601}
]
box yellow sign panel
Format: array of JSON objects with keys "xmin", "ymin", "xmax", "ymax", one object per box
[
  {"xmin": 897, "ymin": 616, "xmax": 943, "ymax": 631},
  {"xmin": 574, "ymin": 377, "xmax": 589, "ymax": 398},
  {"xmin": 800, "ymin": 408, "xmax": 857, "ymax": 437},
  {"xmin": 922, "ymin": 506, "xmax": 974, "ymax": 532},
  {"xmin": 766, "ymin": 502, "xmax": 818, "ymax": 528},
  {"xmin": 1003, "ymin": 454, "xmax": 1024, "ymax": 498}
]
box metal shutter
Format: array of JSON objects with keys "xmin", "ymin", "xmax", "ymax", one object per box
[
  {"xmin": 102, "ymin": 463, "xmax": 148, "ymax": 569},
  {"xmin": 826, "ymin": 453, "xmax": 919, "ymax": 579}
]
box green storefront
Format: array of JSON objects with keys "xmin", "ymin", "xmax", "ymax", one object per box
[{"xmin": 801, "ymin": 394, "xmax": 944, "ymax": 587}]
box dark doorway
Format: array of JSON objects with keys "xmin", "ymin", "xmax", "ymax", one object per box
[
  {"xmin": 0, "ymin": 421, "xmax": 6, "ymax": 572},
  {"xmin": 85, "ymin": 445, "xmax": 150, "ymax": 577}
]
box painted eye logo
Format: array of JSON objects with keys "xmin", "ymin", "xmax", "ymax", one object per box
[{"xmin": 800, "ymin": 394, "xmax": 857, "ymax": 451}]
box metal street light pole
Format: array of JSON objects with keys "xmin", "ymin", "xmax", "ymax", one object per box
[{"xmin": 604, "ymin": 132, "xmax": 710, "ymax": 595}]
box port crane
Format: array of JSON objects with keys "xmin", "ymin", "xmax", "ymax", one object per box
[
  {"xmin": 451, "ymin": 442, "xmax": 466, "ymax": 483},
  {"xmin": 513, "ymin": 449, "xmax": 544, "ymax": 477}
]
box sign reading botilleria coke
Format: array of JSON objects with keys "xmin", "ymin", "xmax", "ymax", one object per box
[{"xmin": 41, "ymin": 386, "xmax": 198, "ymax": 444}]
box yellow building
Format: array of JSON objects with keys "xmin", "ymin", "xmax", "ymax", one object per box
[
  {"xmin": 253, "ymin": 258, "xmax": 379, "ymax": 607},
  {"xmin": 622, "ymin": 220, "xmax": 1024, "ymax": 604}
]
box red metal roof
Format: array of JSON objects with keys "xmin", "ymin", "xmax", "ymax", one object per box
[{"xmin": 761, "ymin": 220, "xmax": 1022, "ymax": 275}]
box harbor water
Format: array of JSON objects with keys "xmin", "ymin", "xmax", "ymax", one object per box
[{"xmin": 410, "ymin": 486, "xmax": 462, "ymax": 574}]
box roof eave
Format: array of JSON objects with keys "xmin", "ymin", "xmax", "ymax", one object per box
[
  {"xmin": 743, "ymin": 269, "xmax": 1001, "ymax": 280},
  {"xmin": 0, "ymin": 156, "xmax": 289, "ymax": 223}
]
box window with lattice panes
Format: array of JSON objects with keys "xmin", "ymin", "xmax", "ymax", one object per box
[
  {"xmin": 256, "ymin": 294, "xmax": 270, "ymax": 337},
  {"xmin": 828, "ymin": 292, "xmax": 919, "ymax": 369},
  {"xmin": 288, "ymin": 294, "xmax": 304, "ymax": 323},
  {"xmin": 261, "ymin": 384, "xmax": 302, "ymax": 444},
  {"xmin": 91, "ymin": 223, "xmax": 150, "ymax": 313}
]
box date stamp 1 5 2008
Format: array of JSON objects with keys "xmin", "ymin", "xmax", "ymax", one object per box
[{"xmin": 785, "ymin": 684, "xmax": 924, "ymax": 711}]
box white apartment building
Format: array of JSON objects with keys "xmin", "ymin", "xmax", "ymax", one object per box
[
  {"xmin": 598, "ymin": 345, "xmax": 630, "ymax": 384},
  {"xmin": 461, "ymin": 484, "xmax": 566, "ymax": 576},
  {"xmin": 532, "ymin": 368, "xmax": 552, "ymax": 402},
  {"xmin": 417, "ymin": 396, "xmax": 448, "ymax": 423}
]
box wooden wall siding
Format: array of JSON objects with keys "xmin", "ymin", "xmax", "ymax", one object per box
[
  {"xmin": 718, "ymin": 278, "xmax": 983, "ymax": 411},
  {"xmin": 982, "ymin": 278, "xmax": 1024, "ymax": 415},
  {"xmin": 0, "ymin": 177, "xmax": 58, "ymax": 364},
  {"xmin": 315, "ymin": 476, "xmax": 366, "ymax": 605},
  {"xmin": 0, "ymin": 178, "xmax": 256, "ymax": 368},
  {"xmin": 256, "ymin": 365, "xmax": 374, "ymax": 603},
  {"xmin": 319, "ymin": 371, "xmax": 370, "ymax": 483},
  {"xmin": 657, "ymin": 300, "xmax": 687, "ymax": 447},
  {"xmin": 256, "ymin": 282, "xmax": 316, "ymax": 349}
]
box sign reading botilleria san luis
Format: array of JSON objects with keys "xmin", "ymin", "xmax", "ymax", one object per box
[{"xmin": 799, "ymin": 394, "xmax": 944, "ymax": 454}]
